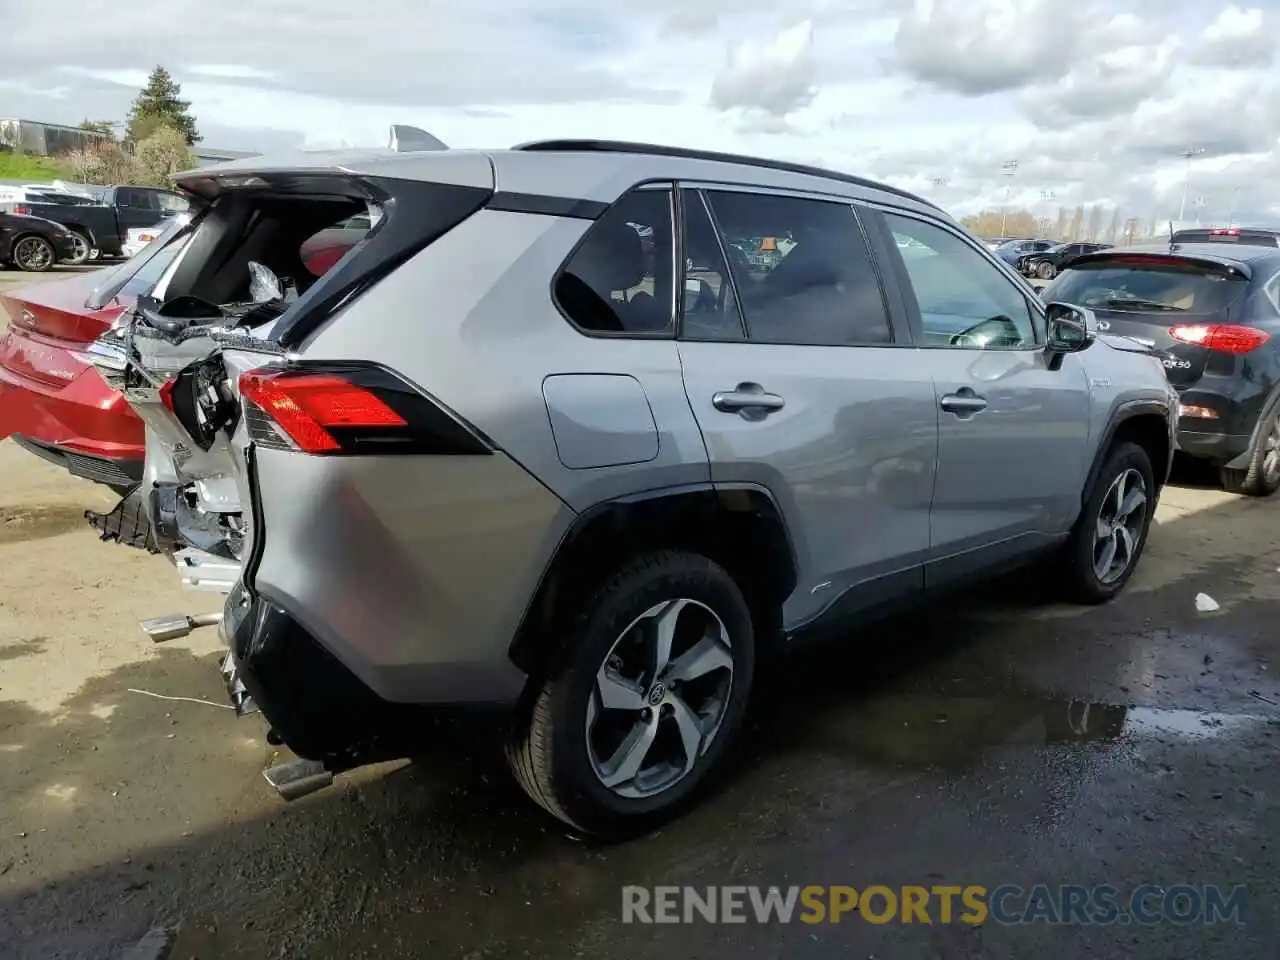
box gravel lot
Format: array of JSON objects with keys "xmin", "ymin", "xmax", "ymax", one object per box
[{"xmin": 1, "ymin": 267, "xmax": 1277, "ymax": 960}]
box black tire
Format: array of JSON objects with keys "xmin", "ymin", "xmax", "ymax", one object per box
[
  {"xmin": 1036, "ymin": 260, "xmax": 1056, "ymax": 280},
  {"xmin": 1063, "ymin": 441, "xmax": 1156, "ymax": 604},
  {"xmin": 12, "ymin": 235, "xmax": 55, "ymax": 272},
  {"xmin": 64, "ymin": 230, "xmax": 92, "ymax": 266},
  {"xmin": 506, "ymin": 550, "xmax": 756, "ymax": 838},
  {"xmin": 1219, "ymin": 393, "xmax": 1280, "ymax": 497}
]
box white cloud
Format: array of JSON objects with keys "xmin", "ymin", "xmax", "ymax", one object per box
[
  {"xmin": 0, "ymin": 0, "xmax": 1277, "ymax": 228},
  {"xmin": 1189, "ymin": 5, "xmax": 1274, "ymax": 67}
]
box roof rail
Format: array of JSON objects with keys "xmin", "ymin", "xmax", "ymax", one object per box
[
  {"xmin": 388, "ymin": 125, "xmax": 448, "ymax": 153},
  {"xmin": 511, "ymin": 138, "xmax": 938, "ymax": 210}
]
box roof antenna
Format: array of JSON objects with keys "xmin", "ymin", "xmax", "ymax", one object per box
[{"xmin": 388, "ymin": 125, "xmax": 447, "ymax": 153}]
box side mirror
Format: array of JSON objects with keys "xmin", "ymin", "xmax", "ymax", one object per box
[{"xmin": 1044, "ymin": 300, "xmax": 1098, "ymax": 353}]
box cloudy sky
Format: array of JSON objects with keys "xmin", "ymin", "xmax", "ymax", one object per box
[{"xmin": 3, "ymin": 0, "xmax": 1279, "ymax": 225}]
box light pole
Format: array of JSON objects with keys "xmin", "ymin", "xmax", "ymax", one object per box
[
  {"xmin": 1227, "ymin": 185, "xmax": 1243, "ymax": 227},
  {"xmin": 998, "ymin": 159, "xmax": 1019, "ymax": 238},
  {"xmin": 1178, "ymin": 146, "xmax": 1205, "ymax": 224},
  {"xmin": 1192, "ymin": 195, "xmax": 1207, "ymax": 226}
]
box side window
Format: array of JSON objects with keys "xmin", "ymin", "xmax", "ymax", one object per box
[
  {"xmin": 156, "ymin": 192, "xmax": 190, "ymax": 214},
  {"xmin": 1264, "ymin": 274, "xmax": 1280, "ymax": 313},
  {"xmin": 555, "ymin": 186, "xmax": 674, "ymax": 334},
  {"xmin": 115, "ymin": 188, "xmax": 140, "ymax": 208},
  {"xmin": 702, "ymin": 190, "xmax": 892, "ymax": 346},
  {"xmin": 883, "ymin": 212, "xmax": 1038, "ymax": 349},
  {"xmin": 678, "ymin": 189, "xmax": 745, "ymax": 341}
]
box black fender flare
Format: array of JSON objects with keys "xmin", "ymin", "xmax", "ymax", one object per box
[
  {"xmin": 1081, "ymin": 398, "xmax": 1175, "ymax": 503},
  {"xmin": 507, "ymin": 480, "xmax": 800, "ymax": 673}
]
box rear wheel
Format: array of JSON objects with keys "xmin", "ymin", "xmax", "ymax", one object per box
[
  {"xmin": 12, "ymin": 235, "xmax": 55, "ymax": 272},
  {"xmin": 507, "ymin": 550, "xmax": 755, "ymax": 838},
  {"xmin": 1220, "ymin": 397, "xmax": 1280, "ymax": 497},
  {"xmin": 1062, "ymin": 442, "xmax": 1155, "ymax": 603},
  {"xmin": 64, "ymin": 230, "xmax": 92, "ymax": 266}
]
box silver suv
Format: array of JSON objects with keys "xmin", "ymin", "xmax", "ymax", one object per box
[{"xmin": 150, "ymin": 140, "xmax": 1176, "ymax": 836}]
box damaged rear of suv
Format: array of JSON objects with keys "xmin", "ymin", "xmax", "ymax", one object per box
[{"xmin": 137, "ymin": 137, "xmax": 1174, "ymax": 838}]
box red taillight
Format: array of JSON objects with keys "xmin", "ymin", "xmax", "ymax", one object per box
[
  {"xmin": 239, "ymin": 370, "xmax": 407, "ymax": 453},
  {"xmin": 13, "ymin": 205, "xmax": 31, "ymax": 216},
  {"xmin": 1210, "ymin": 228, "xmax": 1240, "ymax": 237},
  {"xmin": 1168, "ymin": 323, "xmax": 1270, "ymax": 354},
  {"xmin": 158, "ymin": 378, "xmax": 177, "ymax": 414}
]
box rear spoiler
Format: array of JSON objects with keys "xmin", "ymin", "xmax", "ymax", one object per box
[{"xmin": 1066, "ymin": 250, "xmax": 1253, "ymax": 281}]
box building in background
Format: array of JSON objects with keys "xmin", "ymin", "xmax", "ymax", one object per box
[{"xmin": 0, "ymin": 118, "xmax": 110, "ymax": 156}]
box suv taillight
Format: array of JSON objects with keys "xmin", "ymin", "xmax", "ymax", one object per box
[
  {"xmin": 239, "ymin": 363, "xmax": 491, "ymax": 457},
  {"xmin": 1168, "ymin": 323, "xmax": 1269, "ymax": 354},
  {"xmin": 13, "ymin": 205, "xmax": 31, "ymax": 216}
]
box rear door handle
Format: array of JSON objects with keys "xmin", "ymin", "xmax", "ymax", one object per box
[
  {"xmin": 940, "ymin": 391, "xmax": 988, "ymax": 415},
  {"xmin": 712, "ymin": 382, "xmax": 786, "ymax": 416}
]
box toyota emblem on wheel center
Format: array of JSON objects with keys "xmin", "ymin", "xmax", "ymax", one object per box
[{"xmin": 647, "ymin": 682, "xmax": 666, "ymax": 706}]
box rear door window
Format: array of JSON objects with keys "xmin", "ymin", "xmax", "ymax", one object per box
[
  {"xmin": 701, "ymin": 190, "xmax": 893, "ymax": 346},
  {"xmin": 1050, "ymin": 259, "xmax": 1250, "ymax": 314}
]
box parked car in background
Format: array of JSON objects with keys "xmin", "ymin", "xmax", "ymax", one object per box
[
  {"xmin": 1044, "ymin": 243, "xmax": 1280, "ymax": 496},
  {"xmin": 981, "ymin": 235, "xmax": 1026, "ymax": 251},
  {"xmin": 0, "ymin": 211, "xmax": 76, "ymax": 272},
  {"xmin": 994, "ymin": 237, "xmax": 1055, "ymax": 265},
  {"xmin": 0, "ymin": 211, "xmax": 367, "ymax": 494},
  {"xmin": 1019, "ymin": 242, "xmax": 1112, "ymax": 280},
  {"xmin": 133, "ymin": 138, "xmax": 1175, "ymax": 837},
  {"xmin": 0, "ymin": 234, "xmax": 189, "ymax": 490},
  {"xmin": 122, "ymin": 214, "xmax": 189, "ymax": 258},
  {"xmin": 8, "ymin": 185, "xmax": 190, "ymax": 265},
  {"xmin": 1170, "ymin": 226, "xmax": 1280, "ymax": 247}
]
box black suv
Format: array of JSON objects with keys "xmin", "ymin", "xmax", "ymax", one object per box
[{"xmin": 1045, "ymin": 243, "xmax": 1280, "ymax": 495}]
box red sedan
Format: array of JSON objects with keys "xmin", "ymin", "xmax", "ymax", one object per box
[{"xmin": 0, "ymin": 221, "xmax": 362, "ymax": 492}]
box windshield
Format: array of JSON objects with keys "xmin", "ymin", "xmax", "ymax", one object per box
[
  {"xmin": 85, "ymin": 213, "xmax": 195, "ymax": 310},
  {"xmin": 1049, "ymin": 260, "xmax": 1249, "ymax": 314}
]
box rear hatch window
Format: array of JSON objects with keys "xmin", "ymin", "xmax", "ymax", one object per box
[
  {"xmin": 1048, "ymin": 255, "xmax": 1252, "ymax": 385},
  {"xmin": 144, "ymin": 171, "xmax": 491, "ymax": 346}
]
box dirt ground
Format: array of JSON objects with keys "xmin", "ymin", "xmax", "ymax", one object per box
[{"xmin": 1, "ymin": 267, "xmax": 1278, "ymax": 960}]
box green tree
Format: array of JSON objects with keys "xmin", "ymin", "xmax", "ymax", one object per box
[
  {"xmin": 133, "ymin": 125, "xmax": 195, "ymax": 186},
  {"xmin": 127, "ymin": 67, "xmax": 200, "ymax": 146},
  {"xmin": 79, "ymin": 119, "xmax": 117, "ymax": 140}
]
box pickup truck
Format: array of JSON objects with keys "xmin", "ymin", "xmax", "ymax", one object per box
[{"xmin": 8, "ymin": 185, "xmax": 190, "ymax": 265}]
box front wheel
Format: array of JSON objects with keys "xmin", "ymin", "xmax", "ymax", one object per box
[
  {"xmin": 507, "ymin": 551, "xmax": 755, "ymax": 838},
  {"xmin": 1062, "ymin": 442, "xmax": 1155, "ymax": 604},
  {"xmin": 1036, "ymin": 260, "xmax": 1056, "ymax": 280},
  {"xmin": 12, "ymin": 235, "xmax": 55, "ymax": 272}
]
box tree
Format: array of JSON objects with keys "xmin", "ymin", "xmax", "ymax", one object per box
[
  {"xmin": 1085, "ymin": 205, "xmax": 1103, "ymax": 242},
  {"xmin": 1054, "ymin": 207, "xmax": 1068, "ymax": 240},
  {"xmin": 62, "ymin": 140, "xmax": 139, "ymax": 185},
  {"xmin": 1068, "ymin": 205, "xmax": 1084, "ymax": 242},
  {"xmin": 134, "ymin": 125, "xmax": 196, "ymax": 186},
  {"xmin": 1105, "ymin": 208, "xmax": 1122, "ymax": 243},
  {"xmin": 79, "ymin": 119, "xmax": 117, "ymax": 141},
  {"xmin": 127, "ymin": 66, "xmax": 200, "ymax": 146}
]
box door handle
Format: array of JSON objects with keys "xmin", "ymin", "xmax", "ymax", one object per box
[
  {"xmin": 712, "ymin": 382, "xmax": 786, "ymax": 416},
  {"xmin": 939, "ymin": 391, "xmax": 988, "ymax": 415}
]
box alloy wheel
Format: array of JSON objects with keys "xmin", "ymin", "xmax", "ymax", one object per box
[
  {"xmin": 1092, "ymin": 467, "xmax": 1148, "ymax": 583},
  {"xmin": 1262, "ymin": 411, "xmax": 1280, "ymax": 488},
  {"xmin": 585, "ymin": 598, "xmax": 735, "ymax": 799},
  {"xmin": 13, "ymin": 236, "xmax": 53, "ymax": 271},
  {"xmin": 67, "ymin": 232, "xmax": 90, "ymax": 265}
]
